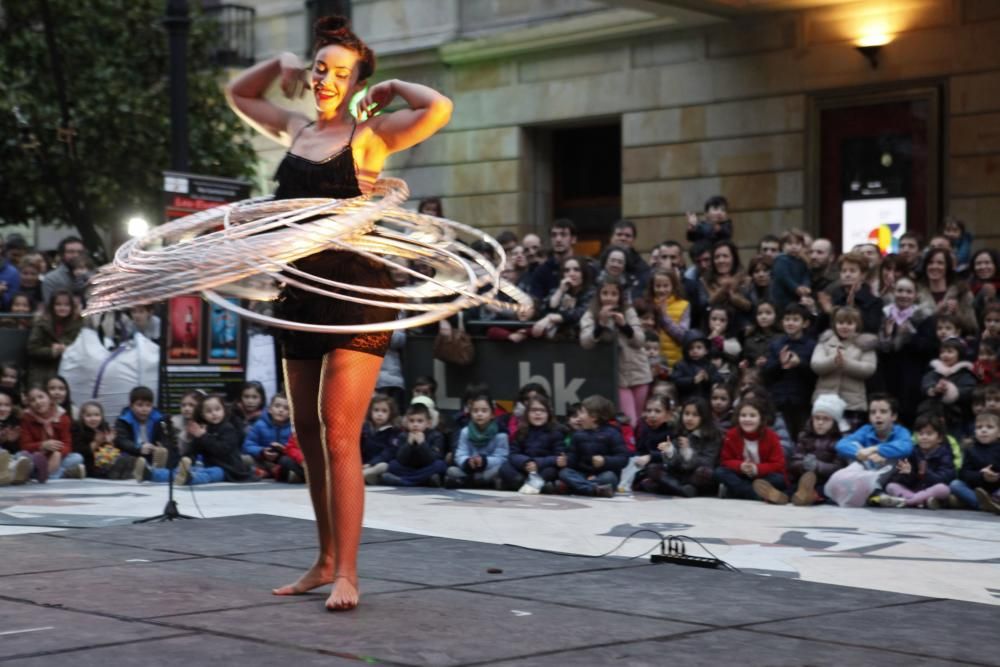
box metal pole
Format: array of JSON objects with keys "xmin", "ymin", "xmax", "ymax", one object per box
[{"xmin": 165, "ymin": 0, "xmax": 191, "ymax": 172}]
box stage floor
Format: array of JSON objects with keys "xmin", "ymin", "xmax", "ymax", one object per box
[{"xmin": 0, "ymin": 514, "xmax": 997, "ymax": 666}]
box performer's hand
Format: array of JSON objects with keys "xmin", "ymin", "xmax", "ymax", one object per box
[{"xmin": 358, "ymin": 80, "xmax": 396, "ymax": 119}]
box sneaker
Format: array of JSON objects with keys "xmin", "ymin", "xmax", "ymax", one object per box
[
  {"xmin": 947, "ymin": 494, "xmax": 962, "ymax": 509},
  {"xmin": 152, "ymin": 446, "xmax": 169, "ymax": 470},
  {"xmin": 926, "ymin": 497, "xmax": 942, "ymax": 510},
  {"xmin": 75, "ymin": 463, "xmax": 87, "ymax": 480},
  {"xmin": 12, "ymin": 457, "xmax": 32, "ymax": 485},
  {"xmin": 878, "ymin": 495, "xmax": 907, "ymax": 508},
  {"xmin": 792, "ymin": 472, "xmax": 817, "ymax": 507},
  {"xmin": 680, "ymin": 484, "xmax": 697, "ymax": 498},
  {"xmin": 428, "ymin": 474, "xmax": 442, "ymax": 488},
  {"xmin": 717, "ymin": 484, "xmax": 728, "ymax": 499},
  {"xmin": 975, "ymin": 487, "xmax": 1000, "ymax": 515},
  {"xmin": 175, "ymin": 457, "xmax": 193, "ymax": 486},
  {"xmin": 541, "ymin": 481, "xmax": 555, "ymax": 494},
  {"xmin": 287, "ymin": 471, "xmax": 302, "ymax": 484},
  {"xmin": 133, "ymin": 457, "xmax": 149, "ymax": 483},
  {"xmin": 594, "ymin": 484, "xmax": 615, "ymax": 498},
  {"xmin": 752, "ymin": 479, "xmax": 789, "ymax": 505},
  {"xmin": 553, "ymin": 480, "xmax": 569, "ymax": 495}
]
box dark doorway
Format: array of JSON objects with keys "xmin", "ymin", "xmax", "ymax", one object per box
[
  {"xmin": 551, "ymin": 123, "xmax": 621, "ymax": 252},
  {"xmin": 812, "ymin": 88, "xmax": 940, "ymax": 253}
]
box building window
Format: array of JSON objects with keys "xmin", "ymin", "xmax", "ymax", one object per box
[{"xmin": 202, "ymin": 4, "xmax": 256, "ymax": 68}]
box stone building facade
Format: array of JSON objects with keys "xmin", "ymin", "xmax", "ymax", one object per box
[{"xmin": 238, "ymin": 0, "xmax": 1000, "ymax": 252}]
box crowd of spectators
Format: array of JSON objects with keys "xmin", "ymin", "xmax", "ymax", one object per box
[{"xmin": 2, "ymin": 199, "xmax": 999, "ymax": 515}]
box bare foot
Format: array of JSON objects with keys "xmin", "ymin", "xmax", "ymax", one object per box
[
  {"xmin": 272, "ymin": 562, "xmax": 333, "ymax": 596},
  {"xmin": 326, "ymin": 575, "xmax": 360, "ymax": 611}
]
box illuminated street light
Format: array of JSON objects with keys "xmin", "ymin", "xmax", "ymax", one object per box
[{"xmin": 127, "ymin": 216, "xmax": 150, "ymax": 238}]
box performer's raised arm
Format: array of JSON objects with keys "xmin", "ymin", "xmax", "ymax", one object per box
[
  {"xmin": 359, "ymin": 79, "xmax": 453, "ymax": 154},
  {"xmin": 224, "ymin": 52, "xmax": 311, "ymax": 145}
]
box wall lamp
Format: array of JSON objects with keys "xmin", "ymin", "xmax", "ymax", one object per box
[{"xmin": 856, "ymin": 33, "xmax": 892, "ymax": 69}]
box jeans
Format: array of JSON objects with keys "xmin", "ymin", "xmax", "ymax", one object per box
[
  {"xmin": 386, "ymin": 459, "xmax": 447, "ymax": 486},
  {"xmin": 949, "ymin": 479, "xmax": 980, "ymax": 508},
  {"xmin": 558, "ymin": 468, "xmax": 618, "ymax": 495},
  {"xmin": 714, "ymin": 467, "xmax": 786, "ymax": 500},
  {"xmin": 446, "ymin": 462, "xmax": 502, "ymax": 487},
  {"xmin": 50, "ymin": 452, "xmax": 85, "ymax": 479},
  {"xmin": 151, "ymin": 465, "xmax": 225, "ymax": 485}
]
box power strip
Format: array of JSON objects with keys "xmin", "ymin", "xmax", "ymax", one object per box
[{"xmin": 650, "ymin": 553, "xmax": 725, "ymax": 569}]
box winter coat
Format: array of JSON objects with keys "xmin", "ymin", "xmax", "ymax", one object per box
[
  {"xmin": 664, "ymin": 428, "xmax": 721, "ymax": 474},
  {"xmin": 0, "ymin": 259, "xmax": 21, "ymax": 310},
  {"xmin": 835, "ymin": 424, "xmax": 913, "ymax": 467},
  {"xmin": 686, "ymin": 219, "xmax": 732, "ymax": 244},
  {"xmin": 394, "ymin": 430, "xmax": 445, "ymax": 469},
  {"xmin": 566, "ymin": 424, "xmax": 630, "ymax": 475},
  {"xmin": 789, "ymin": 428, "xmax": 844, "ymax": 480},
  {"xmin": 508, "ymin": 425, "xmax": 567, "ymax": 471},
  {"xmin": 919, "ymin": 360, "xmax": 977, "ymax": 426},
  {"xmin": 114, "ymin": 407, "xmax": 171, "ymax": 458},
  {"xmin": 762, "ymin": 334, "xmax": 817, "ymax": 408},
  {"xmin": 362, "ymin": 424, "xmax": 403, "ymax": 465},
  {"xmin": 19, "ymin": 406, "xmax": 71, "ymax": 455},
  {"xmin": 26, "ymin": 314, "xmax": 82, "ymax": 387},
  {"xmin": 810, "ymin": 330, "xmax": 878, "ymax": 411},
  {"xmin": 719, "ymin": 427, "xmax": 787, "ymax": 480},
  {"xmin": 454, "ymin": 426, "xmax": 509, "ymax": 470},
  {"xmin": 823, "ymin": 283, "xmax": 883, "ymax": 334},
  {"xmin": 770, "ymin": 253, "xmax": 810, "ymax": 311},
  {"xmin": 0, "ymin": 414, "xmax": 20, "ymax": 455},
  {"xmin": 741, "ymin": 328, "xmax": 779, "ymax": 366},
  {"xmin": 543, "ymin": 286, "xmax": 595, "ymax": 334},
  {"xmin": 958, "ymin": 441, "xmax": 1000, "ymax": 492},
  {"xmin": 242, "ymin": 412, "xmax": 293, "ymax": 459},
  {"xmin": 633, "ymin": 421, "xmax": 674, "ymax": 464},
  {"xmin": 580, "ymin": 306, "xmax": 651, "ymax": 388},
  {"xmin": 889, "ymin": 444, "xmax": 956, "ymax": 491},
  {"xmin": 189, "ymin": 420, "xmax": 252, "ymax": 482},
  {"xmin": 283, "ymin": 433, "xmax": 305, "ymax": 465}
]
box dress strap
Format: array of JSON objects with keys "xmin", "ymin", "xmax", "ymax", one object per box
[
  {"xmin": 289, "ymin": 120, "xmax": 314, "ymax": 147},
  {"xmin": 347, "ymin": 118, "xmax": 357, "ymax": 145}
]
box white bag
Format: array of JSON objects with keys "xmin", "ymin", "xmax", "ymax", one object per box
[
  {"xmin": 825, "ymin": 461, "xmax": 892, "ymax": 507},
  {"xmin": 518, "ymin": 471, "xmax": 545, "ymax": 495},
  {"xmin": 59, "ymin": 328, "xmax": 160, "ymax": 415}
]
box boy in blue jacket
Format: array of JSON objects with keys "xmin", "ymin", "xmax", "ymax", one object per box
[
  {"xmin": 835, "ymin": 393, "xmax": 913, "ymax": 468},
  {"xmin": 558, "ymin": 395, "xmax": 629, "ymax": 497},
  {"xmin": 769, "ymin": 229, "xmax": 811, "ymax": 311},
  {"xmin": 763, "ymin": 303, "xmax": 817, "ymax": 440}
]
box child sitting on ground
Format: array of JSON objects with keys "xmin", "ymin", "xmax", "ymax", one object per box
[
  {"xmin": 709, "ymin": 382, "xmax": 733, "ymax": 431},
  {"xmin": 231, "ymin": 380, "xmax": 266, "ymax": 435},
  {"xmin": 0, "ymin": 390, "xmax": 32, "ymax": 485},
  {"xmin": 242, "ymin": 393, "xmax": 292, "ymax": 479},
  {"xmin": 631, "ymin": 394, "xmax": 676, "ymax": 492},
  {"xmin": 114, "ymin": 386, "xmax": 170, "ymax": 468},
  {"xmin": 557, "ymin": 394, "xmax": 629, "ymax": 497},
  {"xmin": 788, "ymin": 394, "xmax": 846, "ymax": 506},
  {"xmin": 171, "ymin": 390, "xmax": 204, "ymax": 457},
  {"xmin": 499, "ymin": 395, "xmax": 566, "ymax": 493},
  {"xmin": 73, "ymin": 400, "xmax": 135, "ymax": 479},
  {"xmin": 381, "ymin": 403, "xmax": 447, "ymax": 487},
  {"xmin": 641, "ymin": 396, "xmax": 721, "ymax": 497},
  {"xmin": 276, "ymin": 432, "xmax": 305, "ymax": 484},
  {"xmin": 950, "ymin": 411, "xmax": 1000, "ymax": 514},
  {"xmin": 715, "ymin": 398, "xmax": 788, "ymax": 503},
  {"xmin": 21, "ymin": 385, "xmax": 83, "ymax": 480},
  {"xmin": 446, "ymin": 394, "xmax": 509, "ymax": 488},
  {"xmin": 878, "ymin": 413, "xmax": 956, "ymax": 509},
  {"xmin": 362, "ymin": 393, "xmax": 403, "ymax": 485}
]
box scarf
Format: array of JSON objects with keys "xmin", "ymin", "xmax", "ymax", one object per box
[
  {"xmin": 886, "ymin": 304, "xmax": 915, "ymax": 326},
  {"xmin": 25, "ymin": 405, "xmax": 63, "ymax": 438},
  {"xmin": 467, "ymin": 420, "xmax": 498, "ymax": 446}
]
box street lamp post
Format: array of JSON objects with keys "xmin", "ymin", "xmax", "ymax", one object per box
[{"xmin": 165, "ymin": 0, "xmax": 190, "ymax": 172}]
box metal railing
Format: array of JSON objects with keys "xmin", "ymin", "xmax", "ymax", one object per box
[{"xmin": 202, "ymin": 4, "xmax": 255, "ymax": 68}]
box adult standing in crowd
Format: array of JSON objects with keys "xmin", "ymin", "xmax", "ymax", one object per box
[
  {"xmin": 608, "ymin": 219, "xmax": 650, "ymax": 293},
  {"xmin": 41, "ymin": 237, "xmax": 87, "ymax": 306},
  {"xmin": 809, "ymin": 238, "xmax": 839, "ymax": 295},
  {"xmin": 530, "ymin": 219, "xmax": 578, "ymax": 301}
]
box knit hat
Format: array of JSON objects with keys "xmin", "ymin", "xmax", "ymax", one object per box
[
  {"xmin": 409, "ymin": 395, "xmax": 439, "ymax": 429},
  {"xmin": 812, "ymin": 393, "xmax": 849, "ymax": 432}
]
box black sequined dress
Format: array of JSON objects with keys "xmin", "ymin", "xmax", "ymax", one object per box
[{"xmin": 271, "ymin": 122, "xmax": 394, "ymax": 359}]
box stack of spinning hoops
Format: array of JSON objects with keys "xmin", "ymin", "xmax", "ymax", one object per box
[{"xmin": 84, "ymin": 178, "xmax": 532, "ymax": 330}]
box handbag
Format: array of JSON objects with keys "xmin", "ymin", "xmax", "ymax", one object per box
[
  {"xmin": 433, "ymin": 312, "xmax": 475, "ymax": 366},
  {"xmin": 825, "ymin": 461, "xmax": 892, "ymax": 507}
]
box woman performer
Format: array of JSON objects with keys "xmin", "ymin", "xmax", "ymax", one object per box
[{"xmin": 225, "ymin": 16, "xmax": 452, "ymax": 610}]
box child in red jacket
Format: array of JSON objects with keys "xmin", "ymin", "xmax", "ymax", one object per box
[
  {"xmin": 20, "ymin": 386, "xmax": 84, "ymax": 480},
  {"xmin": 714, "ymin": 397, "xmax": 788, "ymax": 503},
  {"xmin": 277, "ymin": 431, "xmax": 305, "ymax": 483}
]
